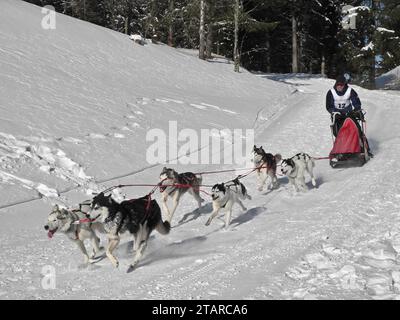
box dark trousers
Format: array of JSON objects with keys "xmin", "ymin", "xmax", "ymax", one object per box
[{"xmin": 331, "ymin": 114, "xmax": 346, "ymax": 137}]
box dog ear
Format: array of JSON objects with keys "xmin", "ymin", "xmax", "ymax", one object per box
[
  {"xmin": 57, "ymin": 208, "xmax": 67, "ymax": 218},
  {"xmin": 53, "ymin": 204, "xmax": 59, "ymax": 210}
]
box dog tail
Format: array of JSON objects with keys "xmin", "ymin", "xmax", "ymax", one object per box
[
  {"xmin": 240, "ymin": 183, "xmax": 252, "ymax": 200},
  {"xmin": 196, "ymin": 174, "xmax": 203, "ymax": 186},
  {"xmin": 156, "ymin": 220, "xmax": 171, "ymax": 235}
]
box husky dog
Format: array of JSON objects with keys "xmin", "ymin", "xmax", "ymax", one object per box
[
  {"xmin": 205, "ymin": 178, "xmax": 252, "ymax": 229},
  {"xmin": 89, "ymin": 192, "xmax": 170, "ymax": 273},
  {"xmin": 159, "ymin": 167, "xmax": 204, "ymax": 223},
  {"xmin": 44, "ymin": 202, "xmax": 103, "ymax": 264},
  {"xmin": 252, "ymin": 145, "xmax": 281, "ymax": 191},
  {"xmin": 280, "ymin": 153, "xmax": 317, "ymax": 192}
]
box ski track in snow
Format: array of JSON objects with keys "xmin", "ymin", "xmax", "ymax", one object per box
[
  {"xmin": 0, "ymin": 132, "xmax": 93, "ymax": 200},
  {"xmin": 0, "ymin": 95, "xmax": 244, "ymax": 208}
]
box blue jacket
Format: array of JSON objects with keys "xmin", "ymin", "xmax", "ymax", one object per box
[{"xmin": 326, "ymin": 85, "xmax": 361, "ymax": 114}]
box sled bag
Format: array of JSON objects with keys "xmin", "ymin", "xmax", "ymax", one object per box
[{"xmin": 330, "ymin": 118, "xmax": 361, "ymax": 156}]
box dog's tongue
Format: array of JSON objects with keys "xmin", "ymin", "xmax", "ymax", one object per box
[{"xmin": 48, "ymin": 230, "xmax": 54, "ymax": 239}]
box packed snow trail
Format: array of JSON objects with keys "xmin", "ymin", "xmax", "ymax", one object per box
[{"xmin": 1, "ymin": 75, "xmax": 400, "ymax": 299}]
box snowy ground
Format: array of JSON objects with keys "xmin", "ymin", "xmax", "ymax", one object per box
[
  {"xmin": 1, "ymin": 0, "xmax": 400, "ymax": 300},
  {"xmin": 376, "ymin": 66, "xmax": 400, "ymax": 90}
]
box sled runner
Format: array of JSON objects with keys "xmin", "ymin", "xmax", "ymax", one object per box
[{"xmin": 329, "ymin": 110, "xmax": 371, "ymax": 168}]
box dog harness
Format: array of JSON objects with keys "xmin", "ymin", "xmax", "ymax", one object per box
[
  {"xmin": 284, "ymin": 159, "xmax": 298, "ymax": 179},
  {"xmin": 69, "ymin": 211, "xmax": 84, "ymax": 240},
  {"xmin": 219, "ymin": 197, "xmax": 229, "ymax": 209},
  {"xmin": 217, "ymin": 182, "xmax": 243, "ymax": 208}
]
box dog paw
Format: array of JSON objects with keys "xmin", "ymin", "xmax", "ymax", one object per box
[
  {"xmin": 205, "ymin": 220, "xmax": 211, "ymax": 226},
  {"xmin": 311, "ymin": 180, "xmax": 317, "ymax": 187},
  {"xmin": 127, "ymin": 264, "xmax": 137, "ymax": 273},
  {"xmin": 89, "ymin": 254, "xmax": 106, "ymax": 264}
]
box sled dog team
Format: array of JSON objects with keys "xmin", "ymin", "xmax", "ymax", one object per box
[{"xmin": 44, "ymin": 146, "xmax": 317, "ymax": 272}]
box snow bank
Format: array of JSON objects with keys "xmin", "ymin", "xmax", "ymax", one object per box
[{"xmin": 376, "ymin": 66, "xmax": 400, "ymax": 90}]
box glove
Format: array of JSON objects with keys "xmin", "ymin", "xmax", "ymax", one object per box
[
  {"xmin": 348, "ymin": 110, "xmax": 364, "ymax": 121},
  {"xmin": 354, "ymin": 109, "xmax": 364, "ymax": 120}
]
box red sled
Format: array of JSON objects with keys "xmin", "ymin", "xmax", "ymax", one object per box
[{"xmin": 329, "ymin": 117, "xmax": 370, "ymax": 168}]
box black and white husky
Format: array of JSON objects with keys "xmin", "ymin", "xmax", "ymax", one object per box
[
  {"xmin": 44, "ymin": 202, "xmax": 104, "ymax": 264},
  {"xmin": 280, "ymin": 153, "xmax": 317, "ymax": 192},
  {"xmin": 89, "ymin": 192, "xmax": 170, "ymax": 273},
  {"xmin": 205, "ymin": 178, "xmax": 252, "ymax": 229},
  {"xmin": 159, "ymin": 167, "xmax": 204, "ymax": 223},
  {"xmin": 252, "ymin": 145, "xmax": 281, "ymax": 191}
]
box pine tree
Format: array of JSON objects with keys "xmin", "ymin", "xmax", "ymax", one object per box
[
  {"xmin": 199, "ymin": 0, "xmax": 206, "ymax": 59},
  {"xmin": 375, "ymin": 0, "xmax": 400, "ymax": 73},
  {"xmin": 338, "ymin": 1, "xmax": 376, "ymax": 88}
]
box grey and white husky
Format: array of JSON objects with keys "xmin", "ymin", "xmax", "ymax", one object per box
[
  {"xmin": 280, "ymin": 153, "xmax": 317, "ymax": 192},
  {"xmin": 252, "ymin": 145, "xmax": 281, "ymax": 191},
  {"xmin": 159, "ymin": 167, "xmax": 204, "ymax": 223},
  {"xmin": 44, "ymin": 202, "xmax": 104, "ymax": 264},
  {"xmin": 89, "ymin": 192, "xmax": 170, "ymax": 273},
  {"xmin": 205, "ymin": 178, "xmax": 252, "ymax": 229}
]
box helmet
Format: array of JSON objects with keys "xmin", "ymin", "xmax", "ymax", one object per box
[
  {"xmin": 335, "ymin": 75, "xmax": 347, "ymax": 87},
  {"xmin": 343, "ymin": 73, "xmax": 351, "ymax": 83}
]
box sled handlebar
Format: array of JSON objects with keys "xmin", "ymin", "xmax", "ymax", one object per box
[
  {"xmin": 331, "ymin": 112, "xmax": 341, "ymax": 125},
  {"xmin": 330, "ymin": 110, "xmax": 365, "ymax": 124},
  {"xmin": 347, "ymin": 109, "xmax": 365, "ymax": 121}
]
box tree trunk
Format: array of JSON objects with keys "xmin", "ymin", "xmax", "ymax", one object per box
[
  {"xmin": 292, "ymin": 14, "xmax": 299, "ymax": 73},
  {"xmin": 216, "ymin": 29, "xmax": 220, "ymax": 56},
  {"xmin": 266, "ymin": 38, "xmax": 271, "ymax": 73},
  {"xmin": 321, "ymin": 55, "xmax": 326, "ymax": 76},
  {"xmin": 368, "ymin": 0, "xmax": 378, "ymax": 89},
  {"xmin": 234, "ymin": 0, "xmax": 240, "ymax": 72},
  {"xmin": 369, "ymin": 53, "xmax": 376, "ymax": 89},
  {"xmin": 206, "ymin": 24, "xmax": 213, "ymax": 59},
  {"xmin": 199, "ymin": 0, "xmax": 206, "ymax": 60},
  {"xmin": 168, "ymin": 0, "xmax": 174, "ymax": 46}
]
